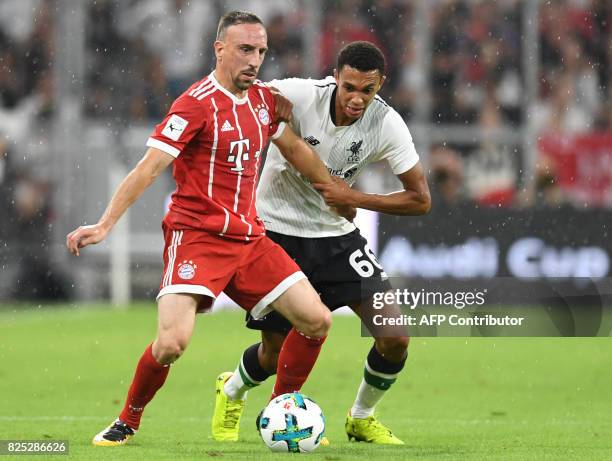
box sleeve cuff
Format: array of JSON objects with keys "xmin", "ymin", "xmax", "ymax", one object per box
[
  {"xmin": 392, "ymin": 155, "xmax": 420, "ymax": 175},
  {"xmin": 270, "ymin": 121, "xmax": 287, "ymax": 140},
  {"xmin": 146, "ymin": 137, "xmax": 181, "ymax": 158}
]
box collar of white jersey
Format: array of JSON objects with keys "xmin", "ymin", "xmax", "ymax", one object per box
[{"xmin": 209, "ymin": 72, "xmax": 249, "ymax": 105}]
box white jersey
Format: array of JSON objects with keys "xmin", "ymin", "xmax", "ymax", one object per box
[{"xmin": 257, "ymin": 76, "xmax": 420, "ymax": 237}]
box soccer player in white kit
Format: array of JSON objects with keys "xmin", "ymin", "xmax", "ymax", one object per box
[{"xmin": 213, "ymin": 41, "xmax": 431, "ymax": 444}]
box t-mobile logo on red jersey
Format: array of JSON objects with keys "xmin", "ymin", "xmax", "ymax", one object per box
[{"xmin": 228, "ymin": 139, "xmax": 250, "ymax": 172}]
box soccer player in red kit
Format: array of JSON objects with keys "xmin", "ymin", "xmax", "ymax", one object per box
[{"xmin": 66, "ymin": 11, "xmax": 345, "ymax": 446}]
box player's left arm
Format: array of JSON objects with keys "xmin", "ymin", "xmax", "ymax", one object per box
[{"xmin": 314, "ymin": 162, "xmax": 431, "ymax": 215}]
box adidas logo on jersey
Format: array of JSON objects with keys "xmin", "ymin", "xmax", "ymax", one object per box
[
  {"xmin": 304, "ymin": 135, "xmax": 320, "ymax": 146},
  {"xmin": 221, "ymin": 120, "xmax": 234, "ymax": 132}
]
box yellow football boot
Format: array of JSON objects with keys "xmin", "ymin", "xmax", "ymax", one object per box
[
  {"xmin": 212, "ymin": 372, "xmax": 245, "ymax": 441},
  {"xmin": 345, "ymin": 413, "xmax": 404, "ymax": 444}
]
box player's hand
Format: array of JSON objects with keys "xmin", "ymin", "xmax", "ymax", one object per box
[
  {"xmin": 270, "ymin": 86, "xmax": 293, "ymax": 122},
  {"xmin": 312, "ymin": 177, "xmax": 356, "ymax": 208},
  {"xmin": 66, "ymin": 223, "xmax": 110, "ymax": 256},
  {"xmin": 332, "ymin": 204, "xmax": 357, "ymax": 222}
]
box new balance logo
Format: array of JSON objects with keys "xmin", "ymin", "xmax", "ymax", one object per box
[
  {"xmin": 221, "ymin": 120, "xmax": 234, "ymax": 132},
  {"xmin": 304, "ymin": 135, "xmax": 320, "ymax": 146}
]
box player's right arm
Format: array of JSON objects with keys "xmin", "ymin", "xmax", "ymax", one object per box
[
  {"xmin": 66, "ymin": 147, "xmax": 173, "ymax": 256},
  {"xmin": 67, "ymin": 87, "xmax": 207, "ymax": 255}
]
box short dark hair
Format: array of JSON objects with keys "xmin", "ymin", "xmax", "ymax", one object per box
[
  {"xmin": 216, "ymin": 11, "xmax": 263, "ymax": 40},
  {"xmin": 337, "ymin": 41, "xmax": 386, "ymax": 76}
]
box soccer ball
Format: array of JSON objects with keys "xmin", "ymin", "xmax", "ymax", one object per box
[{"xmin": 257, "ymin": 392, "xmax": 325, "ymax": 453}]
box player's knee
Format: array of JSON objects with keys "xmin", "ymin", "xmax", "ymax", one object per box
[
  {"xmin": 318, "ymin": 307, "xmax": 333, "ymax": 335},
  {"xmin": 376, "ymin": 336, "xmax": 409, "ymax": 360},
  {"xmin": 154, "ymin": 337, "xmax": 189, "ymax": 364},
  {"xmin": 161, "ymin": 342, "xmax": 186, "ymax": 363},
  {"xmin": 299, "ymin": 306, "xmax": 332, "ymax": 338}
]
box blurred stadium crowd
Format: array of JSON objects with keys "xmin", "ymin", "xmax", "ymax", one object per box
[{"xmin": 0, "ymin": 0, "xmax": 610, "ymax": 299}]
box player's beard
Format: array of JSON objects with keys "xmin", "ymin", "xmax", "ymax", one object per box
[
  {"xmin": 234, "ymin": 79, "xmax": 252, "ymax": 90},
  {"xmin": 234, "ymin": 69, "xmax": 257, "ymax": 90}
]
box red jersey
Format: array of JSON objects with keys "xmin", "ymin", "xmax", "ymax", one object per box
[{"xmin": 147, "ymin": 72, "xmax": 285, "ymax": 241}]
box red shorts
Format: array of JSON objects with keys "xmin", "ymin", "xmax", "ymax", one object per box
[{"xmin": 157, "ymin": 225, "xmax": 305, "ymax": 317}]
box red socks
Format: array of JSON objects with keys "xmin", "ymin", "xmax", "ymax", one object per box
[
  {"xmin": 272, "ymin": 328, "xmax": 326, "ymax": 399},
  {"xmin": 119, "ymin": 344, "xmax": 170, "ymax": 429},
  {"xmin": 117, "ymin": 331, "xmax": 325, "ymax": 427}
]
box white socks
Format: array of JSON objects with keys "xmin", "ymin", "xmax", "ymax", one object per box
[
  {"xmin": 351, "ymin": 379, "xmax": 385, "ymax": 418},
  {"xmin": 224, "ymin": 368, "xmax": 248, "ymax": 400}
]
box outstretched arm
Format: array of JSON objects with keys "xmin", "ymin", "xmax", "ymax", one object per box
[
  {"xmin": 66, "ymin": 147, "xmax": 173, "ymax": 255},
  {"xmin": 313, "ymin": 162, "xmax": 431, "ymax": 216}
]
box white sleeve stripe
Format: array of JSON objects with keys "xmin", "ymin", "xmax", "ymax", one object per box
[
  {"xmin": 270, "ymin": 121, "xmax": 286, "ymax": 140},
  {"xmin": 192, "ymin": 82, "xmax": 214, "ymax": 98},
  {"xmin": 188, "ymin": 79, "xmax": 211, "ymax": 97},
  {"xmin": 146, "ymin": 137, "xmax": 181, "ymax": 158},
  {"xmin": 196, "ymin": 87, "xmax": 217, "ymax": 101},
  {"xmin": 188, "ymin": 82, "xmax": 205, "ymax": 96}
]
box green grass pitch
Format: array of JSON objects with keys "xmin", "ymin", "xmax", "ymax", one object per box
[{"xmin": 0, "ymin": 304, "xmax": 610, "ymax": 460}]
